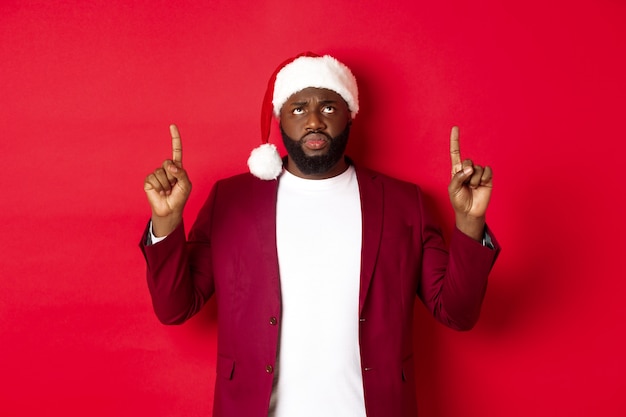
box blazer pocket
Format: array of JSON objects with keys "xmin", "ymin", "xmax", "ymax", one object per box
[{"xmin": 216, "ymin": 355, "xmax": 235, "ymax": 380}]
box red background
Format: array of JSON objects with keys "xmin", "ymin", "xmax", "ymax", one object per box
[{"xmin": 1, "ymin": 1, "xmax": 625, "ymax": 416}]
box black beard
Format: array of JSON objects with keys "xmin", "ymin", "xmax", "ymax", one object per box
[{"xmin": 280, "ymin": 124, "xmax": 350, "ymax": 176}]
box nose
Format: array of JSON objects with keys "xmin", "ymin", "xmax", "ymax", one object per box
[{"xmin": 305, "ymin": 111, "xmax": 326, "ymax": 131}]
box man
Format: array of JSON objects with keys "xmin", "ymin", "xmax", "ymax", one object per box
[{"xmin": 141, "ymin": 53, "xmax": 500, "ymax": 417}]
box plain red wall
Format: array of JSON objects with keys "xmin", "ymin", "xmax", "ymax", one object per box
[{"xmin": 1, "ymin": 1, "xmax": 624, "ymax": 416}]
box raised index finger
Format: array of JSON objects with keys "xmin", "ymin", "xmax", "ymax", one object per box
[
  {"xmin": 170, "ymin": 124, "xmax": 183, "ymax": 165},
  {"xmin": 450, "ymin": 126, "xmax": 462, "ymax": 175}
]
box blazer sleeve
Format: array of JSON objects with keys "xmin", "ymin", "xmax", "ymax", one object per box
[
  {"xmin": 139, "ymin": 185, "xmax": 218, "ymax": 325},
  {"xmin": 417, "ymin": 188, "xmax": 501, "ymax": 331}
]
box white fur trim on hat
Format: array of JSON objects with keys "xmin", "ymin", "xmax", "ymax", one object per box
[
  {"xmin": 272, "ymin": 55, "xmax": 359, "ymax": 118},
  {"xmin": 247, "ymin": 143, "xmax": 283, "ymax": 180}
]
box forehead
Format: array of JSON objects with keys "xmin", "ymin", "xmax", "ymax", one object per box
[{"xmin": 285, "ymin": 87, "xmax": 346, "ymax": 104}]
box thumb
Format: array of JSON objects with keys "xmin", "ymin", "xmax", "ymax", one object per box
[
  {"xmin": 167, "ymin": 162, "xmax": 191, "ymax": 190},
  {"xmin": 166, "ymin": 160, "xmax": 187, "ymax": 179},
  {"xmin": 449, "ymin": 164, "xmax": 473, "ymax": 190}
]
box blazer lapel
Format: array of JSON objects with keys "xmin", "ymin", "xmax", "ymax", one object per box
[
  {"xmin": 355, "ymin": 166, "xmax": 384, "ymax": 314},
  {"xmin": 248, "ymin": 167, "xmax": 383, "ymax": 313},
  {"xmin": 250, "ymin": 177, "xmax": 282, "ymax": 302}
]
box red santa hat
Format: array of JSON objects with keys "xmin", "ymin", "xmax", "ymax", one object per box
[{"xmin": 247, "ymin": 52, "xmax": 359, "ymax": 180}]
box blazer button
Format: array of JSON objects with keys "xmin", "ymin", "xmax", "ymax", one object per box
[
  {"xmin": 266, "ymin": 365, "xmax": 274, "ymax": 373},
  {"xmin": 269, "ymin": 317, "xmax": 278, "ymax": 325}
]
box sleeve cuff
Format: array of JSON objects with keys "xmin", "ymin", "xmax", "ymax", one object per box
[
  {"xmin": 146, "ymin": 221, "xmax": 168, "ymax": 246},
  {"xmin": 482, "ymin": 230, "xmax": 495, "ymax": 249}
]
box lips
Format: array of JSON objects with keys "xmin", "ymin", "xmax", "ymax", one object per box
[{"xmin": 302, "ymin": 133, "xmax": 329, "ymax": 150}]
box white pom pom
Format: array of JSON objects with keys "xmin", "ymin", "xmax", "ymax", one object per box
[{"xmin": 247, "ymin": 143, "xmax": 283, "ymax": 180}]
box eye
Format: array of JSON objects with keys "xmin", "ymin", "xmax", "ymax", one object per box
[
  {"xmin": 322, "ymin": 105, "xmax": 335, "ymax": 114},
  {"xmin": 292, "ymin": 107, "xmax": 305, "ymax": 115}
]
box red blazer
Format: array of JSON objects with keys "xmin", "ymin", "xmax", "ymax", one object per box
[{"xmin": 140, "ymin": 165, "xmax": 500, "ymax": 417}]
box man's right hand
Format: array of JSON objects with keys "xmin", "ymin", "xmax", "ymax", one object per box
[{"xmin": 144, "ymin": 124, "xmax": 192, "ymax": 237}]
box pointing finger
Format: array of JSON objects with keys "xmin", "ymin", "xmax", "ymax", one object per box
[
  {"xmin": 450, "ymin": 126, "xmax": 462, "ymax": 176},
  {"xmin": 170, "ymin": 124, "xmax": 183, "ymax": 165}
]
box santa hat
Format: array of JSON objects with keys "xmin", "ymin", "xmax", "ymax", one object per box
[{"xmin": 247, "ymin": 52, "xmax": 359, "ymax": 180}]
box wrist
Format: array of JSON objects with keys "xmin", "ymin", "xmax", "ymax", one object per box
[
  {"xmin": 151, "ymin": 212, "xmax": 182, "ymax": 237},
  {"xmin": 455, "ymin": 214, "xmax": 486, "ymax": 241}
]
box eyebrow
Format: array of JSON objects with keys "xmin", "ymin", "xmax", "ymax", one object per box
[{"xmin": 289, "ymin": 99, "xmax": 338, "ymax": 107}]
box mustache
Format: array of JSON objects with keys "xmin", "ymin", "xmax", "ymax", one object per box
[{"xmin": 301, "ymin": 131, "xmax": 332, "ymax": 141}]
